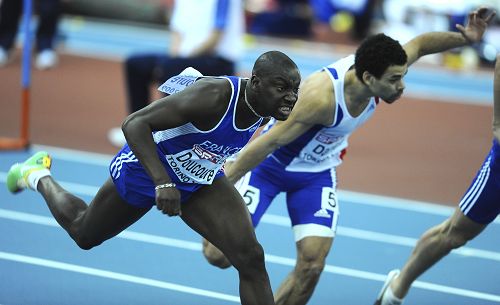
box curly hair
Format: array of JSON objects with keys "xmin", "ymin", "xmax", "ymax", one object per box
[{"xmin": 355, "ymin": 33, "xmax": 407, "ymax": 83}]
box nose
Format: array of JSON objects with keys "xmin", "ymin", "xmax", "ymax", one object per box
[
  {"xmin": 285, "ymin": 91, "xmax": 298, "ymax": 103},
  {"xmin": 397, "ymin": 80, "xmax": 405, "ymax": 91}
]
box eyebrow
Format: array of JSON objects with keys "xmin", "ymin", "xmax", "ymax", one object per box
[
  {"xmin": 390, "ymin": 69, "xmax": 408, "ymax": 79},
  {"xmin": 273, "ymin": 76, "xmax": 288, "ymax": 82},
  {"xmin": 272, "ymin": 77, "xmax": 293, "ymax": 86}
]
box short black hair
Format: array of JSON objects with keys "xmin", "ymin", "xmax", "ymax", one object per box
[
  {"xmin": 355, "ymin": 33, "xmax": 407, "ymax": 82},
  {"xmin": 252, "ymin": 50, "xmax": 298, "ymax": 77}
]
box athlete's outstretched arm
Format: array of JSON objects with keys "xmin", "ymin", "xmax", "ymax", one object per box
[
  {"xmin": 403, "ymin": 7, "xmax": 496, "ymax": 66},
  {"xmin": 225, "ymin": 72, "xmax": 333, "ymax": 183},
  {"xmin": 494, "ymin": 54, "xmax": 500, "ymax": 142}
]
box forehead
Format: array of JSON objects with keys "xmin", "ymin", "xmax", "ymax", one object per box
[
  {"xmin": 382, "ymin": 64, "xmax": 407, "ymax": 78},
  {"xmin": 264, "ymin": 67, "xmax": 301, "ymax": 85}
]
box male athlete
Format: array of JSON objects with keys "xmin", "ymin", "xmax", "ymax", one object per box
[
  {"xmin": 6, "ymin": 51, "xmax": 301, "ymax": 305},
  {"xmin": 374, "ymin": 51, "xmax": 500, "ymax": 305},
  {"xmin": 203, "ymin": 8, "xmax": 496, "ymax": 305}
]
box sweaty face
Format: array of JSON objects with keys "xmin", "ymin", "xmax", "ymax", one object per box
[
  {"xmin": 257, "ymin": 67, "xmax": 301, "ymax": 120},
  {"xmin": 371, "ymin": 64, "xmax": 407, "ymax": 104}
]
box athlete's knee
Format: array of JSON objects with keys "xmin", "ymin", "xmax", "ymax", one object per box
[
  {"xmin": 439, "ymin": 222, "xmax": 470, "ymax": 250},
  {"xmin": 296, "ymin": 251, "xmax": 327, "ymax": 281},
  {"xmin": 202, "ymin": 239, "xmax": 231, "ymax": 269},
  {"xmin": 443, "ymin": 229, "xmax": 469, "ymax": 249},
  {"xmin": 70, "ymin": 233, "xmax": 103, "ymax": 250},
  {"xmin": 230, "ymin": 242, "xmax": 266, "ymax": 274},
  {"xmin": 70, "ymin": 236, "xmax": 97, "ymax": 250},
  {"xmin": 69, "ymin": 225, "xmax": 104, "ymax": 250}
]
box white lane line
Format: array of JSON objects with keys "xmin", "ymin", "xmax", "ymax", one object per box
[
  {"xmin": 0, "ymin": 251, "xmax": 239, "ymax": 303},
  {"xmin": 260, "ymin": 214, "xmax": 500, "ymax": 261},
  {"xmin": 266, "ymin": 254, "xmax": 500, "ymax": 302},
  {"xmin": 1, "ymin": 209, "xmax": 499, "ymax": 302},
  {"xmin": 1, "ymin": 172, "xmax": 499, "ymax": 262},
  {"xmin": 13, "ymin": 145, "xmax": 500, "ymax": 225}
]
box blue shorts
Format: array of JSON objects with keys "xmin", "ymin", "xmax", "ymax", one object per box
[
  {"xmin": 234, "ymin": 157, "xmax": 340, "ymax": 241},
  {"xmin": 459, "ymin": 139, "xmax": 500, "ymax": 224},
  {"xmin": 109, "ymin": 145, "xmax": 217, "ymax": 208}
]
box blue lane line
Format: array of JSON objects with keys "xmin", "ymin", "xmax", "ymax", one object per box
[
  {"xmin": 1, "ymin": 148, "xmax": 499, "ymax": 303},
  {"xmin": 1, "ymin": 207, "xmax": 499, "ymax": 304}
]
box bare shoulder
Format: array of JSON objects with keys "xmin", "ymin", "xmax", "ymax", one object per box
[
  {"xmin": 191, "ymin": 77, "xmax": 233, "ymax": 100},
  {"xmin": 291, "ymin": 70, "xmax": 335, "ymax": 125},
  {"xmin": 171, "ymin": 77, "xmax": 234, "ymax": 129}
]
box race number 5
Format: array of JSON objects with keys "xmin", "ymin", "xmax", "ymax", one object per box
[
  {"xmin": 242, "ymin": 186, "xmax": 260, "ymax": 214},
  {"xmin": 321, "ymin": 187, "xmax": 338, "ymax": 212}
]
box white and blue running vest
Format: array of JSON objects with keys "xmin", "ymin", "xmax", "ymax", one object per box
[{"xmin": 269, "ymin": 55, "xmax": 379, "ymax": 172}]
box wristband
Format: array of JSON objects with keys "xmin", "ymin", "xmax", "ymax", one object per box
[{"xmin": 155, "ymin": 183, "xmax": 176, "ymax": 190}]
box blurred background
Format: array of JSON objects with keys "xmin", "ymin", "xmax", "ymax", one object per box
[
  {"xmin": 1, "ymin": 0, "xmax": 500, "ymax": 204},
  {"xmin": 58, "ymin": 0, "xmax": 500, "ymax": 65}
]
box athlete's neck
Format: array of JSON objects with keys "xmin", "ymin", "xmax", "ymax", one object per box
[{"xmin": 344, "ymin": 70, "xmax": 372, "ymax": 117}]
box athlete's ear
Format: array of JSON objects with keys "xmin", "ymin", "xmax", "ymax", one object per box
[
  {"xmin": 362, "ymin": 71, "xmax": 375, "ymax": 86},
  {"xmin": 249, "ymin": 74, "xmax": 261, "ymax": 89}
]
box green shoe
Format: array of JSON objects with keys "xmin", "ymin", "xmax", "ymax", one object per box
[{"xmin": 6, "ymin": 151, "xmax": 52, "ymax": 193}]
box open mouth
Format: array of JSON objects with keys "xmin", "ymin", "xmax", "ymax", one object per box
[
  {"xmin": 394, "ymin": 91, "xmax": 404, "ymax": 100},
  {"xmin": 279, "ymin": 106, "xmax": 292, "ymax": 116}
]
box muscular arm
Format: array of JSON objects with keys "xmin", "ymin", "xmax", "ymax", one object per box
[
  {"xmin": 226, "ymin": 72, "xmax": 334, "ymax": 183},
  {"xmin": 122, "ymin": 78, "xmax": 229, "ymax": 186},
  {"xmin": 403, "ymin": 7, "xmax": 495, "ymax": 66},
  {"xmin": 494, "ymin": 54, "xmax": 500, "ymax": 141}
]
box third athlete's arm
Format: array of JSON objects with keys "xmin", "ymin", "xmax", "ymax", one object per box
[
  {"xmin": 494, "ymin": 54, "xmax": 500, "ymax": 142},
  {"xmin": 403, "ymin": 7, "xmax": 495, "ymax": 66}
]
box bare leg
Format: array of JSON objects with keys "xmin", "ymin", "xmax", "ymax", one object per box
[
  {"xmin": 391, "ymin": 208, "xmax": 486, "ymax": 298},
  {"xmin": 181, "ymin": 177, "xmax": 274, "ymax": 305},
  {"xmin": 37, "ymin": 176, "xmax": 150, "ymax": 249},
  {"xmin": 202, "ymin": 238, "xmax": 232, "ymax": 269},
  {"xmin": 275, "ymin": 236, "xmax": 333, "ymax": 305}
]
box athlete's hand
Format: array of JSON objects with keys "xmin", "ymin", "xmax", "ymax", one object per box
[
  {"xmin": 456, "ymin": 7, "xmax": 496, "ymax": 43},
  {"xmin": 155, "ymin": 187, "xmax": 182, "ymax": 216}
]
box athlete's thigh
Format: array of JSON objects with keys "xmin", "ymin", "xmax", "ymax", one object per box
[
  {"xmin": 459, "ymin": 145, "xmax": 500, "ymax": 224},
  {"xmin": 80, "ymin": 178, "xmax": 151, "ymax": 241},
  {"xmin": 448, "ymin": 208, "xmax": 487, "ymax": 241},
  {"xmin": 180, "ymin": 177, "xmax": 259, "ymax": 253},
  {"xmin": 286, "ymin": 168, "xmax": 339, "ymax": 242},
  {"xmin": 234, "ymin": 168, "xmax": 281, "ymax": 227},
  {"xmin": 296, "ymin": 236, "xmax": 334, "ymax": 261}
]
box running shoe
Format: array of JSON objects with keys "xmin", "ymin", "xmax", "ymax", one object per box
[
  {"xmin": 374, "ymin": 269, "xmax": 402, "ymax": 305},
  {"xmin": 6, "ymin": 151, "xmax": 52, "ymax": 193}
]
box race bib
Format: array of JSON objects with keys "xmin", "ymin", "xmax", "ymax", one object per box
[
  {"xmin": 157, "ymin": 67, "xmax": 203, "ymax": 95},
  {"xmin": 164, "ymin": 143, "xmax": 232, "ymax": 184}
]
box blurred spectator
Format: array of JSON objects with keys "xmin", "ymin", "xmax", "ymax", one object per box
[
  {"xmin": 60, "ymin": 0, "xmax": 170, "ymax": 25},
  {"xmin": 247, "ymin": 0, "xmax": 313, "ymax": 38},
  {"xmin": 0, "ymin": 0, "xmax": 61, "ymax": 69},
  {"xmin": 108, "ymin": 0, "xmax": 245, "ymax": 147},
  {"xmin": 378, "ymin": 0, "xmax": 500, "ymax": 68},
  {"xmin": 309, "ymin": 0, "xmax": 379, "ymax": 42}
]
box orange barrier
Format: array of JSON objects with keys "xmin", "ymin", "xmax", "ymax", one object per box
[{"xmin": 0, "ymin": 88, "xmax": 30, "ymax": 150}]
